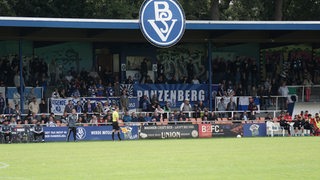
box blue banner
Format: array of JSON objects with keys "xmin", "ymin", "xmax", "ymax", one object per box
[
  {"xmin": 44, "ymin": 126, "xmax": 139, "ymax": 141},
  {"xmin": 51, "ymin": 97, "xmax": 138, "ymax": 114},
  {"xmin": 134, "ymin": 84, "xmax": 209, "ymax": 108},
  {"xmin": 243, "ymin": 123, "xmax": 266, "ymax": 137}
]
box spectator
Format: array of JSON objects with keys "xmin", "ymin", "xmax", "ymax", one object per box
[
  {"xmin": 278, "ymin": 81, "xmax": 289, "ymax": 110},
  {"xmin": 248, "ymin": 97, "xmax": 257, "ymax": 120},
  {"xmin": 88, "ymin": 84, "xmax": 97, "ymax": 97},
  {"xmin": 120, "ymin": 90, "xmax": 129, "ymax": 111},
  {"xmin": 279, "ymin": 116, "xmax": 291, "ymax": 136},
  {"xmin": 51, "ymin": 88, "xmax": 60, "ymax": 98},
  {"xmin": 131, "ymin": 112, "xmax": 138, "ymax": 122},
  {"xmin": 122, "ymin": 111, "xmax": 132, "ymax": 123},
  {"xmin": 151, "ymin": 111, "xmax": 161, "ymax": 125},
  {"xmin": 217, "ymin": 98, "xmax": 226, "ymax": 118},
  {"xmin": 143, "ymin": 75, "xmax": 152, "ymax": 84},
  {"xmin": 125, "ymin": 75, "xmax": 134, "ymax": 84},
  {"xmin": 208, "ymin": 111, "xmax": 218, "ymax": 121},
  {"xmin": 94, "ymin": 102, "xmax": 104, "ymax": 114},
  {"xmin": 13, "ymin": 104, "xmax": 21, "ymax": 120},
  {"xmin": 1, "ymin": 120, "xmax": 12, "ymax": 143},
  {"xmin": 137, "ymin": 113, "xmax": 146, "ymax": 123},
  {"xmin": 14, "ymin": 71, "xmax": 25, "ymax": 95},
  {"xmin": 39, "ymin": 99, "xmax": 47, "ymax": 113},
  {"xmin": 96, "ymin": 79, "xmax": 104, "ymax": 97},
  {"xmin": 113, "ymin": 78, "xmax": 120, "ymax": 96},
  {"xmin": 180, "ymin": 99, "xmax": 192, "ymax": 112},
  {"xmin": 105, "ymin": 82, "xmax": 114, "ymax": 97},
  {"xmin": 293, "ymin": 115, "xmax": 304, "ymax": 136},
  {"xmin": 140, "ymin": 58, "xmax": 148, "ymax": 83},
  {"xmin": 155, "ymin": 104, "xmax": 164, "ymax": 115},
  {"xmin": 0, "ymin": 92, "xmax": 6, "ymax": 114},
  {"xmin": 191, "ymin": 76, "xmax": 200, "ymax": 84},
  {"xmin": 75, "ymin": 101, "xmax": 84, "ymax": 113},
  {"xmin": 28, "ymin": 97, "xmax": 39, "ymax": 115},
  {"xmin": 284, "ymin": 111, "xmax": 292, "ymax": 122},
  {"xmin": 103, "ymin": 101, "xmax": 111, "ymax": 114},
  {"xmin": 140, "ymin": 95, "xmax": 151, "ymax": 112},
  {"xmin": 227, "ymin": 97, "xmax": 237, "ymax": 117},
  {"xmin": 64, "ymin": 100, "xmax": 74, "ymax": 114},
  {"xmin": 4, "ymin": 103, "xmax": 15, "ymax": 115},
  {"xmin": 60, "ymin": 88, "xmax": 67, "ymax": 98},
  {"xmin": 303, "ymin": 75, "xmax": 313, "ymax": 102},
  {"xmin": 40, "ymin": 114, "xmax": 48, "ymax": 124},
  {"xmin": 32, "ymin": 121, "xmax": 45, "ymax": 142},
  {"xmin": 83, "ymin": 100, "xmax": 94, "ymax": 114}
]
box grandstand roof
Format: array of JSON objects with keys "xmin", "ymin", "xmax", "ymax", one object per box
[{"xmin": 1, "ymin": 16, "xmax": 320, "ymax": 43}]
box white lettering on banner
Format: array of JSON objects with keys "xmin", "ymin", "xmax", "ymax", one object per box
[
  {"xmin": 137, "ymin": 89, "xmax": 205, "ymax": 102},
  {"xmin": 212, "ymin": 125, "xmax": 220, "ymax": 133},
  {"xmin": 178, "ymin": 90, "xmax": 184, "ymax": 101},
  {"xmin": 161, "ymin": 132, "xmax": 181, "ymax": 139}
]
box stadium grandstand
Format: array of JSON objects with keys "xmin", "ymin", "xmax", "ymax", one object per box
[{"xmin": 0, "ymin": 16, "xmax": 320, "ymax": 143}]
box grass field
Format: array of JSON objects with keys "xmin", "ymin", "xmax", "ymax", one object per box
[{"xmin": 0, "ymin": 137, "xmax": 319, "ymax": 180}]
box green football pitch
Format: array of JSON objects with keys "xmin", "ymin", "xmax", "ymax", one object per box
[{"xmin": 0, "ymin": 137, "xmax": 319, "ymax": 180}]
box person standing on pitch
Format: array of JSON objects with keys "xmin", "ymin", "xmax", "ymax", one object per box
[
  {"xmin": 112, "ymin": 106, "xmax": 121, "ymax": 141},
  {"xmin": 66, "ymin": 108, "xmax": 78, "ymax": 142}
]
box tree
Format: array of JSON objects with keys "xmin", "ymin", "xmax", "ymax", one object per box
[{"xmin": 274, "ymin": 0, "xmax": 283, "ymax": 20}]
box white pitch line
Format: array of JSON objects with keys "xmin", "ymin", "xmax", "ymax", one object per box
[{"xmin": 0, "ymin": 162, "xmax": 9, "ymax": 169}]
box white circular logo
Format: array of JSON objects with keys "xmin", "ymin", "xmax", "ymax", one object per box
[
  {"xmin": 76, "ymin": 127, "xmax": 86, "ymax": 140},
  {"xmin": 139, "ymin": 0, "xmax": 186, "ymax": 48},
  {"xmin": 191, "ymin": 130, "xmax": 198, "ymax": 138}
]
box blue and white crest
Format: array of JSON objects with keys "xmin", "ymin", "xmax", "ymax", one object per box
[
  {"xmin": 139, "ymin": 0, "xmax": 186, "ymax": 48},
  {"xmin": 76, "ymin": 127, "xmax": 86, "ymax": 140}
]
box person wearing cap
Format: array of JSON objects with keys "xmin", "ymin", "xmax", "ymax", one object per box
[
  {"xmin": 33, "ymin": 121, "xmax": 45, "ymax": 142},
  {"xmin": 1, "ymin": 120, "xmax": 12, "ymax": 143}
]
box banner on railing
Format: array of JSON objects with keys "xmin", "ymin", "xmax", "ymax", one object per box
[
  {"xmin": 7, "ymin": 87, "xmax": 43, "ymax": 110},
  {"xmin": 198, "ymin": 123, "xmax": 243, "ymax": 138},
  {"xmin": 139, "ymin": 124, "xmax": 199, "ymax": 139},
  {"xmin": 243, "ymin": 123, "xmax": 266, "ymax": 137},
  {"xmin": 50, "ymin": 97, "xmax": 138, "ymax": 114},
  {"xmin": 216, "ymin": 96, "xmax": 260, "ymax": 112},
  {"xmin": 44, "ymin": 126, "xmax": 139, "ymax": 141},
  {"xmin": 134, "ymin": 84, "xmax": 215, "ymax": 108}
]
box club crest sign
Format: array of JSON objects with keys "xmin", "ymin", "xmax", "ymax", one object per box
[{"xmin": 139, "ymin": 0, "xmax": 186, "ymax": 48}]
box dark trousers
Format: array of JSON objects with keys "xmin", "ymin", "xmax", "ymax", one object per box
[
  {"xmin": 67, "ymin": 127, "xmax": 77, "ymax": 141},
  {"xmin": 3, "ymin": 132, "xmax": 12, "ymax": 142},
  {"xmin": 34, "ymin": 132, "xmax": 45, "ymax": 141}
]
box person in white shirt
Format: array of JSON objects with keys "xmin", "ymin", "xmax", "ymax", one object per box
[{"xmin": 278, "ymin": 82, "xmax": 289, "ymax": 110}]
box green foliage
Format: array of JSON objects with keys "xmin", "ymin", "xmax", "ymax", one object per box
[{"xmin": 0, "ymin": 0, "xmax": 320, "ymax": 20}]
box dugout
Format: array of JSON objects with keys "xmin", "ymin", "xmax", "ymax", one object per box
[{"xmin": 1, "ymin": 17, "xmax": 320, "ymax": 111}]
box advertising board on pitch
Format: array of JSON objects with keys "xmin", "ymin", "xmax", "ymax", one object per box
[{"xmin": 140, "ymin": 125, "xmax": 199, "ymax": 139}]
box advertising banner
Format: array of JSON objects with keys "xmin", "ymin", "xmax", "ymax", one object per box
[
  {"xmin": 211, "ymin": 123, "xmax": 243, "ymax": 137},
  {"xmin": 139, "ymin": 124, "xmax": 199, "ymax": 139},
  {"xmin": 243, "ymin": 123, "xmax": 267, "ymax": 137},
  {"xmin": 134, "ymin": 84, "xmax": 209, "ymax": 108},
  {"xmin": 44, "ymin": 126, "xmax": 138, "ymax": 142},
  {"xmin": 198, "ymin": 124, "xmax": 212, "ymax": 138},
  {"xmin": 50, "ymin": 97, "xmax": 138, "ymax": 114},
  {"xmin": 198, "ymin": 123, "xmax": 243, "ymax": 138}
]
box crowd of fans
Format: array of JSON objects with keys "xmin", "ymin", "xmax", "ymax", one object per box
[{"xmin": 0, "ymin": 51, "xmax": 319, "ymax": 143}]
